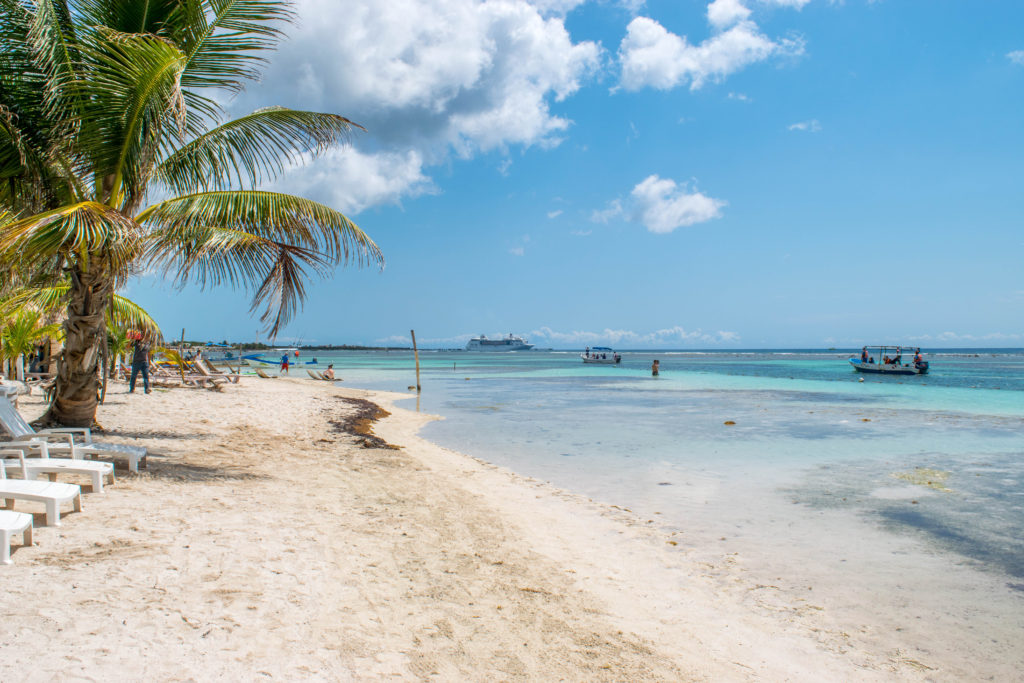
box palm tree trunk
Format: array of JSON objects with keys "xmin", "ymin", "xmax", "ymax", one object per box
[{"xmin": 48, "ymin": 261, "xmax": 112, "ymax": 427}]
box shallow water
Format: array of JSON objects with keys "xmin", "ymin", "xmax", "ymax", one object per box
[{"xmin": 293, "ymin": 348, "xmax": 1024, "ymax": 663}]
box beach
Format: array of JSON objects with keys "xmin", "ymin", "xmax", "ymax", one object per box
[{"xmin": 0, "ymin": 376, "xmax": 1018, "ymax": 680}]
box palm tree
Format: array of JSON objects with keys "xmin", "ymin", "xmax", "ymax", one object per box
[
  {"xmin": 0, "ymin": 0, "xmax": 382, "ymax": 426},
  {"xmin": 0, "ymin": 310, "xmax": 62, "ymax": 381}
]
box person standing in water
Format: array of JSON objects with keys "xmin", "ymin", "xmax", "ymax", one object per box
[
  {"xmin": 280, "ymin": 353, "xmax": 290, "ymax": 374},
  {"xmin": 651, "ymin": 359, "xmax": 660, "ymax": 376}
]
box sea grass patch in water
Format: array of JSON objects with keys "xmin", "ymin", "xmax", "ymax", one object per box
[
  {"xmin": 892, "ymin": 467, "xmax": 952, "ymax": 492},
  {"xmin": 724, "ymin": 420, "xmax": 736, "ymax": 425}
]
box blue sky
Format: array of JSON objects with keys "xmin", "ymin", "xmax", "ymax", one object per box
[{"xmin": 132, "ymin": 0, "xmax": 1024, "ymax": 348}]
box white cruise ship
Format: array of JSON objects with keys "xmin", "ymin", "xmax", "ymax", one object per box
[{"xmin": 465, "ymin": 334, "xmax": 534, "ymax": 351}]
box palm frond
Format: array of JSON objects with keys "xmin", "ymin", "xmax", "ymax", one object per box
[
  {"xmin": 108, "ymin": 291, "xmax": 162, "ymax": 339},
  {"xmin": 136, "ymin": 190, "xmax": 383, "ymax": 267},
  {"xmin": 0, "ymin": 201, "xmax": 142, "ymax": 268},
  {"xmin": 156, "ymin": 107, "xmax": 364, "ymax": 194}
]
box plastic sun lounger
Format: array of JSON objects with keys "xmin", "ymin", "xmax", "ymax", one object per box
[
  {"xmin": 306, "ymin": 370, "xmax": 324, "ymax": 380},
  {"xmin": 0, "ymin": 398, "xmax": 146, "ymax": 473},
  {"xmin": 255, "ymin": 368, "xmax": 275, "ymax": 379},
  {"xmin": 1, "ymin": 447, "xmax": 115, "ymax": 493},
  {"xmin": 0, "ymin": 509, "xmax": 33, "ymax": 564},
  {"xmin": 0, "ymin": 461, "xmax": 81, "ymax": 527}
]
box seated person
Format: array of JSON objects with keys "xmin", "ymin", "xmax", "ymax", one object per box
[{"xmin": 322, "ymin": 364, "xmax": 335, "ymax": 380}]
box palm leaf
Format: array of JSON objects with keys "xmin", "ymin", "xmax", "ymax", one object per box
[
  {"xmin": 0, "ymin": 201, "xmax": 142, "ymax": 267},
  {"xmin": 136, "ymin": 190, "xmax": 383, "ymax": 267},
  {"xmin": 156, "ymin": 107, "xmax": 364, "ymax": 194}
]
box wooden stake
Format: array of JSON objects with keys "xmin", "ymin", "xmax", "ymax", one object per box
[
  {"xmin": 179, "ymin": 328, "xmax": 186, "ymax": 383},
  {"xmin": 410, "ymin": 329, "xmax": 421, "ymax": 392}
]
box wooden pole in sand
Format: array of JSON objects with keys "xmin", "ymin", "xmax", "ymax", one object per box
[
  {"xmin": 410, "ymin": 329, "xmax": 421, "ymax": 392},
  {"xmin": 179, "ymin": 328, "xmax": 186, "ymax": 383}
]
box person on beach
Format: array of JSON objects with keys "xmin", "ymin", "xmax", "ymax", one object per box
[
  {"xmin": 651, "ymin": 359, "xmax": 659, "ymax": 376},
  {"xmin": 280, "ymin": 353, "xmax": 289, "ymax": 374},
  {"xmin": 322, "ymin": 364, "xmax": 335, "ymax": 380},
  {"xmin": 129, "ymin": 331, "xmax": 151, "ymax": 394}
]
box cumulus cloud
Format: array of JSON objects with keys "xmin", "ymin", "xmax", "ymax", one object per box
[
  {"xmin": 277, "ymin": 148, "xmax": 437, "ymax": 214},
  {"xmin": 1008, "ymin": 50, "xmax": 1024, "ymax": 66},
  {"xmin": 530, "ymin": 325, "xmax": 741, "ymax": 346},
  {"xmin": 617, "ymin": 4, "xmax": 804, "ymax": 91},
  {"xmin": 787, "ymin": 119, "xmax": 822, "ymax": 132},
  {"xmin": 592, "ymin": 176, "xmax": 725, "ymax": 232},
  {"xmin": 242, "ymin": 0, "xmax": 601, "ymax": 211}
]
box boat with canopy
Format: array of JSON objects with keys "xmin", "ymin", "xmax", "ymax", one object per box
[{"xmin": 849, "ymin": 346, "xmax": 929, "ymax": 375}]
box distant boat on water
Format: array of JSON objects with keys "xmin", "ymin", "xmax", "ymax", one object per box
[
  {"xmin": 466, "ymin": 334, "xmax": 534, "ymax": 351},
  {"xmin": 849, "ymin": 345, "xmax": 929, "ymax": 375},
  {"xmin": 582, "ymin": 347, "xmax": 621, "ymax": 364}
]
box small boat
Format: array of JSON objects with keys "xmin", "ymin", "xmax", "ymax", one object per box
[
  {"xmin": 849, "ymin": 346, "xmax": 928, "ymax": 375},
  {"xmin": 582, "ymin": 347, "xmax": 621, "ymax": 364},
  {"xmin": 466, "ymin": 334, "xmax": 534, "ymax": 351}
]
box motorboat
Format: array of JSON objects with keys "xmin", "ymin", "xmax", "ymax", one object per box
[
  {"xmin": 466, "ymin": 334, "xmax": 534, "ymax": 351},
  {"xmin": 849, "ymin": 346, "xmax": 928, "ymax": 375},
  {"xmin": 582, "ymin": 347, "xmax": 621, "ymax": 364}
]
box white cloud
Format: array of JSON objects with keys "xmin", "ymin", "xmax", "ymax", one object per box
[
  {"xmin": 787, "ymin": 119, "xmax": 822, "ymax": 132},
  {"xmin": 591, "ymin": 198, "xmax": 624, "ymax": 224},
  {"xmin": 708, "ymin": 0, "xmax": 751, "ymax": 28},
  {"xmin": 618, "ymin": 13, "xmax": 804, "ymax": 91},
  {"xmin": 530, "ymin": 325, "xmax": 741, "ymax": 347},
  {"xmin": 246, "ymin": 0, "xmax": 601, "ymax": 212},
  {"xmin": 547, "ymin": 209, "xmax": 564, "ymax": 218},
  {"xmin": 278, "ymin": 148, "xmax": 437, "ymax": 214},
  {"xmin": 727, "ymin": 91, "xmax": 752, "ymax": 102},
  {"xmin": 591, "ymin": 176, "xmax": 725, "ymax": 232},
  {"xmin": 630, "ymin": 175, "xmax": 725, "ymax": 233},
  {"xmin": 1008, "ymin": 50, "xmax": 1024, "ymax": 66},
  {"xmin": 571, "ymin": 229, "xmax": 592, "ymax": 236},
  {"xmin": 509, "ymin": 246, "xmax": 525, "ymax": 256}
]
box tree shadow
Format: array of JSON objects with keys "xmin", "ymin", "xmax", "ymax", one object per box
[{"xmin": 141, "ymin": 460, "xmax": 269, "ymax": 483}]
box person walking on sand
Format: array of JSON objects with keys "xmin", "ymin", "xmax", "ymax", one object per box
[
  {"xmin": 129, "ymin": 331, "xmax": 151, "ymax": 394},
  {"xmin": 280, "ymin": 353, "xmax": 290, "ymax": 374},
  {"xmin": 651, "ymin": 359, "xmax": 660, "ymax": 376}
]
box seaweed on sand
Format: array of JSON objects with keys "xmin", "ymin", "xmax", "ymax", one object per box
[{"xmin": 328, "ymin": 397, "xmax": 400, "ymax": 449}]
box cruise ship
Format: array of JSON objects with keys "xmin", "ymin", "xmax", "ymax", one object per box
[{"xmin": 465, "ymin": 334, "xmax": 534, "ymax": 351}]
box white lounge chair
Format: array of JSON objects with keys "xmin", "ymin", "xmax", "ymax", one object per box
[
  {"xmin": 0, "ymin": 397, "xmax": 146, "ymax": 473},
  {"xmin": 0, "ymin": 458, "xmax": 82, "ymax": 527},
  {"xmin": 1, "ymin": 447, "xmax": 115, "ymax": 493},
  {"xmin": 0, "ymin": 509, "xmax": 33, "ymax": 564}
]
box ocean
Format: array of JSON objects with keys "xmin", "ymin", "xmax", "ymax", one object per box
[{"xmin": 287, "ymin": 348, "xmax": 1024, "ymax": 660}]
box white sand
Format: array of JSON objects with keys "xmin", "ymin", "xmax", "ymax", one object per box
[{"xmin": 0, "ymin": 379, "xmax": 1000, "ymax": 680}]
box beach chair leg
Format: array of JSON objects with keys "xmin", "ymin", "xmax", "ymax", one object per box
[
  {"xmin": 73, "ymin": 494, "xmax": 82, "ymax": 514},
  {"xmin": 4, "ymin": 498, "xmax": 13, "ymax": 511},
  {"xmin": 1, "ymin": 530, "xmax": 10, "ymax": 564},
  {"xmin": 24, "ymin": 524, "xmax": 32, "ymax": 548},
  {"xmin": 47, "ymin": 472, "xmax": 58, "ymax": 482},
  {"xmin": 45, "ymin": 501, "xmax": 59, "ymax": 526},
  {"xmin": 92, "ymin": 471, "xmax": 104, "ymax": 493}
]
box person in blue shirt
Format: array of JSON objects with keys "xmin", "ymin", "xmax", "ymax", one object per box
[{"xmin": 280, "ymin": 353, "xmax": 290, "ymax": 375}]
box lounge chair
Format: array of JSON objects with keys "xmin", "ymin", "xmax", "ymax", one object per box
[
  {"xmin": 1, "ymin": 447, "xmax": 115, "ymax": 493},
  {"xmin": 307, "ymin": 370, "xmax": 324, "ymax": 380},
  {"xmin": 255, "ymin": 368, "xmax": 275, "ymax": 379},
  {"xmin": 200, "ymin": 360, "xmax": 240, "ymax": 383},
  {"xmin": 0, "ymin": 459, "xmax": 82, "ymax": 527},
  {"xmin": 0, "ymin": 509, "xmax": 33, "ymax": 564},
  {"xmin": 0, "ymin": 398, "xmax": 146, "ymax": 473}
]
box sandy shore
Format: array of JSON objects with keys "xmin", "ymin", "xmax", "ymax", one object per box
[{"xmin": 0, "ymin": 378, "xmax": 977, "ymax": 680}]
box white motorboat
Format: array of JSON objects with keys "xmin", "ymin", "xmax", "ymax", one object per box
[{"xmin": 582, "ymin": 347, "xmax": 621, "ymax": 364}]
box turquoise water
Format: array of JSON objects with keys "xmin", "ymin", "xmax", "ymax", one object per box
[{"xmin": 293, "ymin": 349, "xmax": 1024, "ymax": 586}]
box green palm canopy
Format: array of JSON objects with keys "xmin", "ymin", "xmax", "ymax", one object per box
[{"xmin": 0, "ymin": 0, "xmax": 382, "ymax": 426}]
